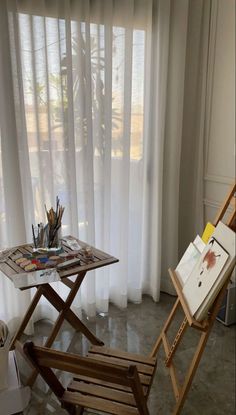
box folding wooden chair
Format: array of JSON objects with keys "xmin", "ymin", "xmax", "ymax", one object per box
[{"xmin": 23, "ymin": 341, "xmax": 157, "ymax": 415}]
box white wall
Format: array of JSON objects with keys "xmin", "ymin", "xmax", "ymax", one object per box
[
  {"xmin": 179, "ymin": 0, "xmax": 235, "ymax": 256},
  {"xmin": 204, "ymin": 0, "xmax": 235, "ymax": 222}
]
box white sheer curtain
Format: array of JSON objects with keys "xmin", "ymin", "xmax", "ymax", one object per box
[{"xmin": 0, "ymin": 0, "xmax": 209, "ymax": 333}]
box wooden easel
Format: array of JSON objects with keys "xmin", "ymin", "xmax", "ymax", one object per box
[{"xmin": 150, "ymin": 183, "xmax": 236, "ymax": 415}]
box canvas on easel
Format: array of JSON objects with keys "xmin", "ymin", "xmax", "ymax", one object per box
[
  {"xmin": 182, "ymin": 224, "xmax": 232, "ymax": 317},
  {"xmin": 195, "ymin": 221, "xmax": 236, "ymax": 321}
]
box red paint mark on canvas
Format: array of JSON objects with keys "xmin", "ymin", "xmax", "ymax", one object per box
[{"xmin": 202, "ymin": 250, "xmax": 217, "ymax": 270}]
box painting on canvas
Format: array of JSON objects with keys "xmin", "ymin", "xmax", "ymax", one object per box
[
  {"xmin": 195, "ymin": 221, "xmax": 236, "ymax": 321},
  {"xmin": 183, "ymin": 237, "xmax": 229, "ymax": 316}
]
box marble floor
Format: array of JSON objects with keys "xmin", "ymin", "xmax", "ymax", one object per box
[{"xmin": 17, "ymin": 293, "xmax": 235, "ymax": 415}]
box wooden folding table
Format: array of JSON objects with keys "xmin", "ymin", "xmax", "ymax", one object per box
[{"xmin": 0, "ymin": 237, "xmax": 118, "ymax": 386}]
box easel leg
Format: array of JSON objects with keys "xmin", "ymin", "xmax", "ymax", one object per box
[
  {"xmin": 150, "ymin": 298, "xmax": 180, "ymax": 358},
  {"xmin": 172, "ymin": 330, "xmax": 209, "ymax": 415}
]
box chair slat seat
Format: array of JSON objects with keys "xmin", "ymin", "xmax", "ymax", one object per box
[
  {"xmin": 63, "ymin": 346, "xmax": 157, "ymax": 414},
  {"xmin": 68, "ymin": 380, "xmax": 136, "ymax": 406},
  {"xmin": 89, "ymin": 345, "xmax": 157, "ymax": 366},
  {"xmin": 61, "ymin": 390, "xmax": 139, "ymax": 415},
  {"xmin": 88, "ymin": 345, "xmax": 157, "ymax": 393},
  {"xmin": 87, "ymin": 351, "xmax": 155, "ymax": 375},
  {"xmin": 71, "ymin": 373, "xmax": 141, "ymax": 393}
]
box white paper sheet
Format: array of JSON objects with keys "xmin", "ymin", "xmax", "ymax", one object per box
[
  {"xmin": 183, "ymin": 236, "xmax": 229, "ymax": 316},
  {"xmin": 13, "ymin": 268, "xmax": 60, "ymax": 289}
]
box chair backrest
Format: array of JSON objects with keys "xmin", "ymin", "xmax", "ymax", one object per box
[{"xmin": 23, "ymin": 341, "xmax": 149, "ymax": 415}]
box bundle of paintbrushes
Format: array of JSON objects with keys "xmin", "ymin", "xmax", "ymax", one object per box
[
  {"xmin": 45, "ymin": 196, "xmax": 65, "ymax": 249},
  {"xmin": 32, "ymin": 223, "xmax": 45, "ymax": 249}
]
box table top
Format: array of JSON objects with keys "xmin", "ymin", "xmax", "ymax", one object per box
[{"xmin": 0, "ymin": 236, "xmax": 118, "ymax": 288}]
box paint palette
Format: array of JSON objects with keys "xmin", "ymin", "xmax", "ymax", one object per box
[{"xmin": 14, "ymin": 250, "xmax": 81, "ymax": 272}]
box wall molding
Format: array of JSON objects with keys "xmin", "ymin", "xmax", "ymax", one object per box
[
  {"xmin": 203, "ymin": 198, "xmax": 220, "ymax": 209},
  {"xmin": 204, "ymin": 174, "xmax": 234, "ymax": 185},
  {"xmin": 204, "ymin": 197, "xmax": 233, "ymax": 211}
]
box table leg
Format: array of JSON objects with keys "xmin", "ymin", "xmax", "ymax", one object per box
[
  {"xmin": 41, "ymin": 279, "xmax": 104, "ymax": 345},
  {"xmin": 10, "ymin": 286, "xmax": 43, "ymax": 350},
  {"xmin": 26, "ymin": 273, "xmax": 103, "ymax": 386}
]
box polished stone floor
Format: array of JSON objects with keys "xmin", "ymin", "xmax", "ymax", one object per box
[{"xmin": 17, "ymin": 293, "xmax": 235, "ymax": 415}]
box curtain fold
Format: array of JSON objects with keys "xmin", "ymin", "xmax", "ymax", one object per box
[
  {"xmin": 0, "ymin": 0, "xmax": 208, "ymax": 334},
  {"xmin": 161, "ymin": 0, "xmax": 190, "ymax": 294},
  {"xmin": 179, "ymin": 0, "xmax": 212, "ymax": 257}
]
